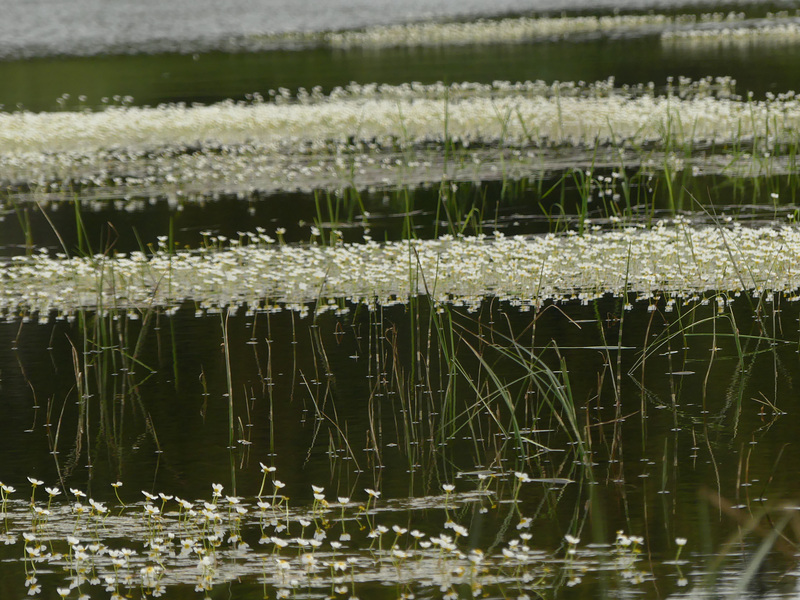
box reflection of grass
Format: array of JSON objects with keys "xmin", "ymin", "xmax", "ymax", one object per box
[
  {"xmin": 33, "ymin": 308, "xmax": 160, "ymax": 488},
  {"xmin": 701, "ymin": 487, "xmax": 800, "ymax": 595}
]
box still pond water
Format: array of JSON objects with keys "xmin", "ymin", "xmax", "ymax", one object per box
[{"xmin": 1, "ymin": 1, "xmax": 800, "ymax": 598}]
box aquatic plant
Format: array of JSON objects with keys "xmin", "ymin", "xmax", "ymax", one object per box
[
  {"xmin": 3, "ymin": 222, "xmax": 800, "ymax": 319},
  {"xmin": 0, "ymin": 470, "xmax": 669, "ymax": 599}
]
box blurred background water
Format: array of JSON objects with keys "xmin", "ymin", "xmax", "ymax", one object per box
[{"xmin": 2, "ymin": 0, "xmax": 790, "ymax": 56}]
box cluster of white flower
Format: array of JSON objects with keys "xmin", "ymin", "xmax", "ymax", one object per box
[
  {"xmin": 663, "ymin": 20, "xmax": 800, "ymax": 47},
  {"xmin": 282, "ymin": 12, "xmax": 748, "ymax": 49},
  {"xmin": 1, "ymin": 76, "xmax": 793, "ymax": 203},
  {"xmin": 0, "ymin": 472, "xmax": 662, "ymax": 597},
  {"xmin": 3, "ymin": 79, "xmax": 786, "ymax": 159},
  {"xmin": 2, "ymin": 222, "xmax": 800, "ymax": 319}
]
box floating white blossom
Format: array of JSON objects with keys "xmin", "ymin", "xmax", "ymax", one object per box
[
  {"xmin": 258, "ymin": 12, "xmax": 751, "ymax": 50},
  {"xmin": 2, "ymin": 222, "xmax": 800, "ymax": 319},
  {"xmin": 2, "ymin": 76, "xmax": 792, "ymax": 200}
]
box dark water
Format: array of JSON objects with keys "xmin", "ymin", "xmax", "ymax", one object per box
[
  {"xmin": 2, "ymin": 170, "xmax": 797, "ymax": 257},
  {"xmin": 4, "ymin": 29, "xmax": 800, "ymax": 112},
  {"xmin": 1, "ymin": 294, "xmax": 799, "ymax": 596}
]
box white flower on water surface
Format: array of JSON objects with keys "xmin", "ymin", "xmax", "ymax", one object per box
[
  {"xmin": 8, "ymin": 221, "xmax": 800, "ymax": 318},
  {"xmin": 300, "ymin": 553, "xmax": 316, "ymax": 567},
  {"xmin": 365, "ymin": 488, "xmax": 380, "ymax": 498},
  {"xmin": 27, "ymin": 478, "xmax": 43, "ymax": 487},
  {"xmin": 517, "ymin": 517, "xmax": 532, "ymax": 530},
  {"xmin": 565, "ymin": 534, "xmax": 580, "ymax": 545}
]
